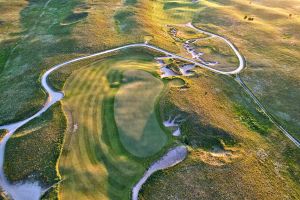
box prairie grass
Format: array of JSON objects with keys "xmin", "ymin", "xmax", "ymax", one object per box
[
  {"xmin": 192, "ymin": 0, "xmax": 300, "ymax": 140},
  {"xmin": 4, "ymin": 103, "xmax": 65, "ymax": 198},
  {"xmin": 141, "ymin": 68, "xmax": 300, "ymax": 199},
  {"xmin": 0, "ymin": 0, "xmax": 83, "ymax": 125}
]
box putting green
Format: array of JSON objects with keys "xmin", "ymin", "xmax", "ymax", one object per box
[
  {"xmin": 114, "ymin": 70, "xmax": 166, "ymax": 157},
  {"xmin": 58, "ymin": 52, "xmax": 170, "ymax": 200}
]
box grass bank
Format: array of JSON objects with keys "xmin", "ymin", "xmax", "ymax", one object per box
[{"xmin": 141, "ymin": 68, "xmax": 300, "ymax": 199}]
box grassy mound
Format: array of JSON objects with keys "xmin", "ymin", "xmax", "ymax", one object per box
[{"xmin": 140, "ymin": 69, "xmax": 300, "ymax": 199}]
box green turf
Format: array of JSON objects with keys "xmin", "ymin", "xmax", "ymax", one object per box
[
  {"xmin": 58, "ymin": 51, "xmax": 174, "ymax": 200},
  {"xmin": 114, "ymin": 70, "xmax": 167, "ymax": 157}
]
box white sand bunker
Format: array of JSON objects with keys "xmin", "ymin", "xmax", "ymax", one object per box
[
  {"xmin": 163, "ymin": 116, "xmax": 184, "ymax": 137},
  {"xmin": 179, "ymin": 64, "xmax": 196, "ymax": 76},
  {"xmin": 160, "ymin": 66, "xmax": 177, "ymax": 78},
  {"xmin": 156, "ymin": 57, "xmax": 196, "ymax": 78},
  {"xmin": 132, "ymin": 145, "xmax": 188, "ymax": 200}
]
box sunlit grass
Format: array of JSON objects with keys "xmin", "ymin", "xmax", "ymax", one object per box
[{"xmin": 59, "ymin": 51, "xmax": 173, "ymax": 200}]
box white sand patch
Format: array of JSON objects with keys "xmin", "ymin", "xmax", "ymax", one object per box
[
  {"xmin": 132, "ymin": 146, "xmax": 188, "ymax": 200},
  {"xmin": 172, "ymin": 128, "xmax": 181, "ymax": 137},
  {"xmin": 160, "ymin": 67, "xmax": 177, "ymax": 78},
  {"xmin": 180, "ymin": 64, "xmax": 196, "ymax": 76},
  {"xmin": 163, "ymin": 116, "xmax": 184, "ymax": 137}
]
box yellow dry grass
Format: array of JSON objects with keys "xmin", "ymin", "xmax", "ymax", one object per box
[
  {"xmin": 0, "ymin": 0, "xmax": 27, "ymax": 42},
  {"xmin": 141, "ymin": 66, "xmax": 300, "ymax": 199}
]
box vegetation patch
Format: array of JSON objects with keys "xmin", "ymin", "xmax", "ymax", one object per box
[
  {"xmin": 167, "ymin": 78, "xmax": 186, "ymax": 87},
  {"xmin": 62, "ymin": 12, "xmax": 88, "ymax": 25},
  {"xmin": 0, "ymin": 129, "xmax": 8, "ymax": 142},
  {"xmin": 114, "ymin": 9, "xmax": 137, "ymax": 33},
  {"xmin": 217, "ymin": 75, "xmax": 274, "ymax": 133},
  {"xmin": 182, "ymin": 122, "xmax": 237, "ymax": 149},
  {"xmin": 4, "ymin": 103, "xmax": 65, "ymax": 194},
  {"xmin": 0, "ymin": 0, "xmax": 82, "ymax": 126},
  {"xmin": 124, "ymin": 0, "xmax": 138, "ymax": 5},
  {"xmin": 163, "ymin": 1, "xmax": 200, "ymax": 10},
  {"xmin": 234, "ymin": 104, "xmax": 270, "ymax": 135}
]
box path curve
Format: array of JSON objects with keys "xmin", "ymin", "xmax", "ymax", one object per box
[
  {"xmin": 188, "ymin": 22, "xmax": 300, "ymax": 148},
  {"xmin": 186, "ymin": 22, "xmax": 245, "ymax": 74}
]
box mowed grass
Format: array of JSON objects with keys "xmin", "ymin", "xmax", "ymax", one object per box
[
  {"xmin": 114, "ymin": 70, "xmax": 166, "ymax": 157},
  {"xmin": 0, "ymin": 0, "xmax": 203, "ymax": 129},
  {"xmin": 2, "ymin": 1, "xmax": 300, "ymax": 200},
  {"xmin": 59, "ymin": 52, "xmax": 172, "ymax": 200}
]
